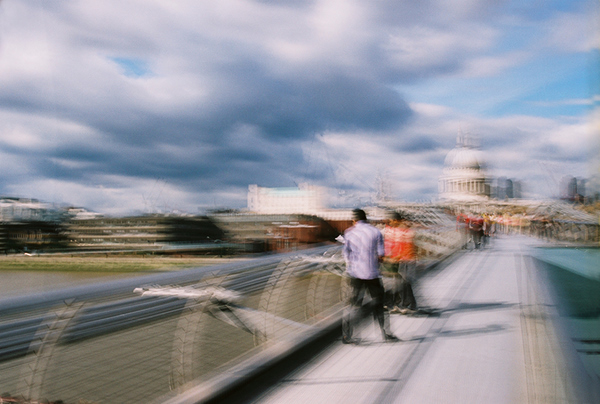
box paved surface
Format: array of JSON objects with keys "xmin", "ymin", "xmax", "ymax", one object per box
[{"xmin": 252, "ymin": 236, "xmax": 586, "ymax": 404}]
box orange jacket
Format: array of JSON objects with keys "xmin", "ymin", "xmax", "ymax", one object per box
[{"xmin": 384, "ymin": 226, "xmax": 416, "ymax": 262}]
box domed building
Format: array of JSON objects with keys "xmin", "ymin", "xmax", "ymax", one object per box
[{"xmin": 438, "ymin": 133, "xmax": 490, "ymax": 201}]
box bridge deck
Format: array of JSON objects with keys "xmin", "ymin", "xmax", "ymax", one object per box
[{"xmin": 251, "ymin": 236, "xmax": 588, "ymax": 404}]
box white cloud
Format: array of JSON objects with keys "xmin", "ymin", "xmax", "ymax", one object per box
[
  {"xmin": 384, "ymin": 23, "xmax": 497, "ymax": 73},
  {"xmin": 8, "ymin": 175, "xmax": 199, "ymax": 216},
  {"xmin": 543, "ymin": 8, "xmax": 600, "ymax": 52},
  {"xmin": 0, "ymin": 0, "xmax": 597, "ymax": 214},
  {"xmin": 409, "ymin": 102, "xmax": 454, "ymax": 118},
  {"xmin": 461, "ymin": 51, "xmax": 530, "ymax": 77},
  {"xmin": 531, "ymin": 98, "xmax": 597, "ymax": 107}
]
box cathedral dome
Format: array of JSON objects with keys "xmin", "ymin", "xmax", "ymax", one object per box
[
  {"xmin": 444, "ymin": 146, "xmax": 483, "ymax": 170},
  {"xmin": 438, "ymin": 132, "xmax": 490, "ymax": 202}
]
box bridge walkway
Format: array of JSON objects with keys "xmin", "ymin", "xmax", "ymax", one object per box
[{"xmin": 250, "ymin": 236, "xmax": 586, "ymax": 403}]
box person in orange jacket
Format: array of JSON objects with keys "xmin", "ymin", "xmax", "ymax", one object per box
[{"xmin": 383, "ymin": 211, "xmax": 418, "ymax": 314}]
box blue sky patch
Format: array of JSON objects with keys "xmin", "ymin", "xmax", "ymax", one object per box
[{"xmin": 110, "ymin": 57, "xmax": 151, "ymax": 78}]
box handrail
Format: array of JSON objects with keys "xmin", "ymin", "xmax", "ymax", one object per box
[{"xmin": 0, "ymin": 244, "xmax": 345, "ymax": 404}]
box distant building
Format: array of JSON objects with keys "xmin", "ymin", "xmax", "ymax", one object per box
[
  {"xmin": 505, "ymin": 179, "xmax": 514, "ymax": 199},
  {"xmin": 211, "ymin": 213, "xmax": 339, "ymax": 252},
  {"xmin": 0, "ymin": 197, "xmax": 69, "ymax": 252},
  {"xmin": 438, "ymin": 134, "xmax": 490, "ymax": 202},
  {"xmin": 66, "ymin": 207, "xmax": 103, "ymax": 220},
  {"xmin": 0, "ymin": 221, "xmax": 68, "ymax": 253},
  {"xmin": 247, "ymin": 183, "xmax": 326, "ymax": 214},
  {"xmin": 513, "ymin": 180, "xmax": 522, "ymax": 199},
  {"xmin": 65, "ymin": 215, "xmax": 225, "ymax": 252},
  {"xmin": 0, "ymin": 197, "xmax": 64, "ymax": 222},
  {"xmin": 493, "ymin": 177, "xmax": 523, "ymax": 200},
  {"xmin": 560, "ymin": 175, "xmax": 586, "ymax": 202}
]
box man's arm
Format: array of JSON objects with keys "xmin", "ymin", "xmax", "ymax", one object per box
[
  {"xmin": 377, "ymin": 230, "xmax": 385, "ymax": 263},
  {"xmin": 342, "ymin": 232, "xmax": 351, "ymax": 262}
]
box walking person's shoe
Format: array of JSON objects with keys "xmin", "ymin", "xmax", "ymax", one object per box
[
  {"xmin": 342, "ymin": 336, "xmax": 360, "ymax": 345},
  {"xmin": 383, "ymin": 333, "xmax": 400, "ymax": 342}
]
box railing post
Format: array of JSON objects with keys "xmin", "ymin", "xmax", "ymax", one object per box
[
  {"xmin": 170, "ymin": 298, "xmax": 205, "ymax": 390},
  {"xmin": 17, "ymin": 300, "xmax": 84, "ymax": 402}
]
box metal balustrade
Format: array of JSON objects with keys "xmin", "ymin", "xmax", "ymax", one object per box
[
  {"xmin": 0, "ymin": 245, "xmax": 347, "ymax": 404},
  {"xmin": 414, "ymin": 227, "xmax": 464, "ymax": 259},
  {"xmin": 529, "ymin": 220, "xmax": 599, "ymax": 243}
]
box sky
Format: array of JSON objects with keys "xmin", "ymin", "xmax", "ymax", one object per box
[{"xmin": 0, "ymin": 0, "xmax": 599, "ymax": 216}]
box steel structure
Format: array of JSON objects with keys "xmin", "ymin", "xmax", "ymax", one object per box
[{"xmin": 0, "ymin": 245, "xmax": 346, "ymax": 404}]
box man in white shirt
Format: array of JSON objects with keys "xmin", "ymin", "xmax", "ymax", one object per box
[{"xmin": 342, "ymin": 209, "xmax": 399, "ymax": 344}]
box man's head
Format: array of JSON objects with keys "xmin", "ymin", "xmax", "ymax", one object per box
[
  {"xmin": 387, "ymin": 211, "xmax": 402, "ymax": 227},
  {"xmin": 352, "ymin": 209, "xmax": 367, "ymax": 222},
  {"xmin": 389, "ymin": 211, "xmax": 412, "ymax": 227},
  {"xmin": 391, "ymin": 211, "xmax": 403, "ymax": 221}
]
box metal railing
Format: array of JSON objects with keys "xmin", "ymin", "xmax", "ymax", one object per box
[
  {"xmin": 414, "ymin": 227, "xmax": 465, "ymax": 259},
  {"xmin": 0, "ymin": 245, "xmax": 346, "ymax": 404},
  {"xmin": 528, "ymin": 219, "xmax": 599, "ymax": 244}
]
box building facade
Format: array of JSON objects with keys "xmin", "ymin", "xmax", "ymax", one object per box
[
  {"xmin": 65, "ymin": 215, "xmax": 225, "ymax": 251},
  {"xmin": 247, "ymin": 183, "xmax": 326, "ymax": 214},
  {"xmin": 0, "ymin": 197, "xmax": 65, "ymax": 222},
  {"xmin": 438, "ymin": 134, "xmax": 490, "ymax": 202}
]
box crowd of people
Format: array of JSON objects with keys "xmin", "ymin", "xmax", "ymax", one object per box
[
  {"xmin": 456, "ymin": 212, "xmax": 494, "ymax": 250},
  {"xmin": 454, "ymin": 209, "xmax": 599, "ymax": 246}
]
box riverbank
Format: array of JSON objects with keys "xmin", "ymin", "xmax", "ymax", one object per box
[{"xmin": 0, "ymin": 255, "xmax": 248, "ymax": 273}]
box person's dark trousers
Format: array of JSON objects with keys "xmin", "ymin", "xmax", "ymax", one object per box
[
  {"xmin": 342, "ymin": 277, "xmax": 389, "ymax": 340},
  {"xmin": 472, "ymin": 230, "xmax": 481, "ymax": 248},
  {"xmin": 381, "ymin": 262, "xmax": 400, "ymax": 308},
  {"xmin": 398, "ymin": 262, "xmax": 417, "ymax": 310},
  {"xmin": 398, "ymin": 277, "xmax": 417, "ymax": 309}
]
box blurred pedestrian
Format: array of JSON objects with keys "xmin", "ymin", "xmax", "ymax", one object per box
[
  {"xmin": 342, "ymin": 209, "xmax": 399, "ymax": 344},
  {"xmin": 456, "ymin": 212, "xmax": 469, "ymax": 249},
  {"xmin": 482, "ymin": 214, "xmax": 493, "ymax": 247},
  {"xmin": 469, "ymin": 215, "xmax": 484, "ymax": 249},
  {"xmin": 384, "ymin": 212, "xmax": 418, "ymax": 314}
]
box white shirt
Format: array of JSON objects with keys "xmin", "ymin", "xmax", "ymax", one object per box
[{"xmin": 342, "ymin": 220, "xmax": 384, "ymax": 280}]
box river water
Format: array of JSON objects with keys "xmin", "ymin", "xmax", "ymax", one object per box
[{"xmin": 0, "ymin": 271, "xmax": 148, "ymax": 299}]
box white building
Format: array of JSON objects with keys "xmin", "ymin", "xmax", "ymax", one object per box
[
  {"xmin": 0, "ymin": 197, "xmax": 60, "ymax": 221},
  {"xmin": 247, "ymin": 183, "xmax": 326, "ymax": 214},
  {"xmin": 438, "ymin": 134, "xmax": 490, "ymax": 202}
]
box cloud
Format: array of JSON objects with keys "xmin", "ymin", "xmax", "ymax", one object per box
[
  {"xmin": 542, "ymin": 7, "xmax": 600, "ymax": 52},
  {"xmin": 0, "ymin": 0, "xmax": 597, "ymax": 214}
]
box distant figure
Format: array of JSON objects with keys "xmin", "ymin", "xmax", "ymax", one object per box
[
  {"xmin": 482, "ymin": 214, "xmax": 493, "ymax": 247},
  {"xmin": 342, "ymin": 209, "xmax": 399, "ymax": 344},
  {"xmin": 468, "ymin": 214, "xmax": 484, "ymax": 249},
  {"xmin": 456, "ymin": 212, "xmax": 469, "ymax": 249},
  {"xmin": 384, "ymin": 212, "xmax": 418, "ymax": 314}
]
